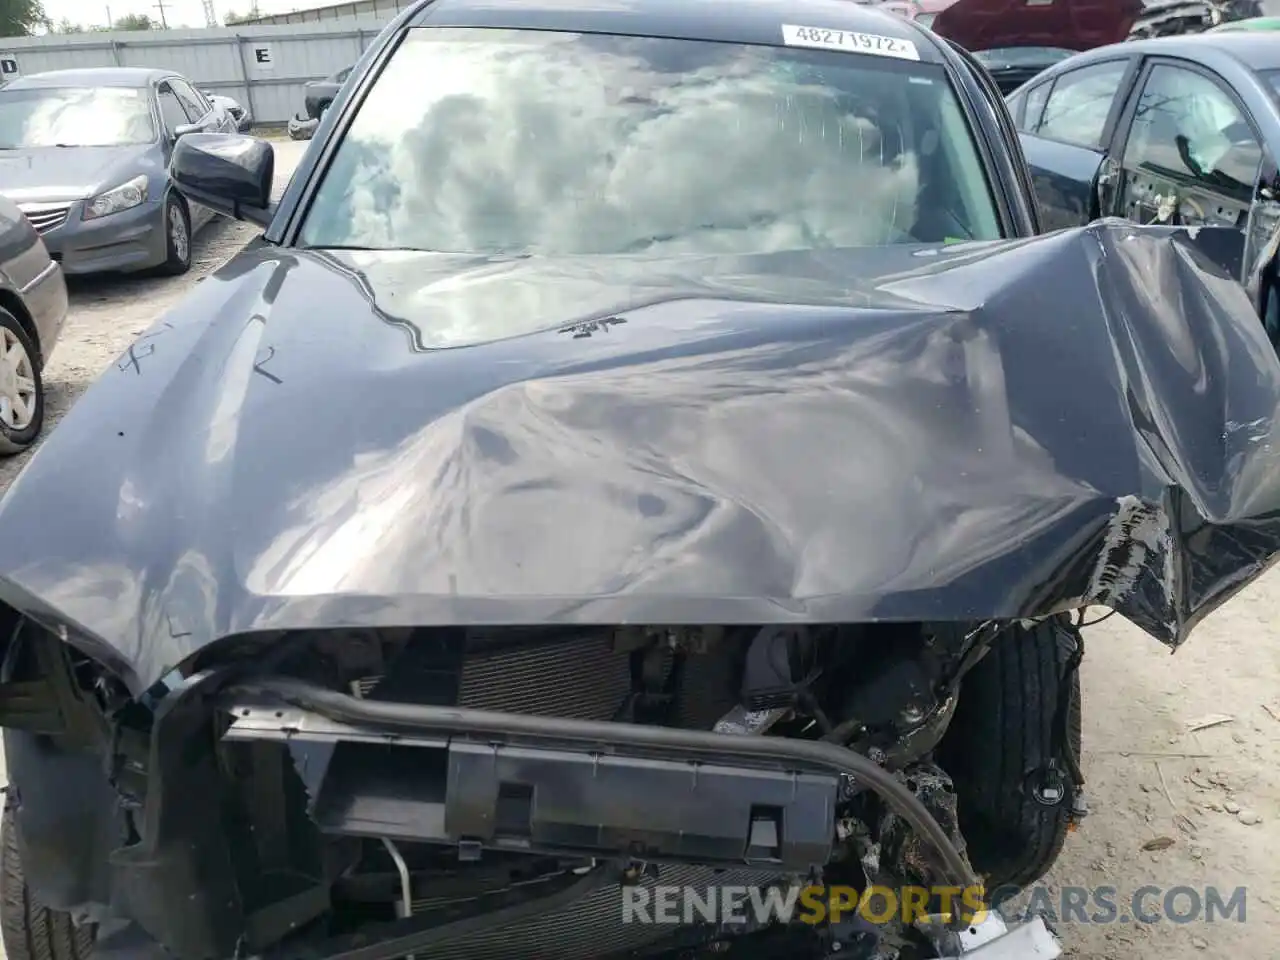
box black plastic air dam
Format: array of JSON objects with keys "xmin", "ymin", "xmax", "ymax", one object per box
[{"xmin": 221, "ymin": 677, "xmax": 979, "ymax": 891}]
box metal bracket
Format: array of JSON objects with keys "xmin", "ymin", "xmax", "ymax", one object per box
[{"xmin": 919, "ymin": 912, "xmax": 1062, "ymax": 959}]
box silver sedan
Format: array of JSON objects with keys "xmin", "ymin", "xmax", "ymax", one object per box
[
  {"xmin": 0, "ymin": 193, "xmax": 67, "ymax": 455},
  {"xmin": 0, "ymin": 66, "xmax": 238, "ymax": 277}
]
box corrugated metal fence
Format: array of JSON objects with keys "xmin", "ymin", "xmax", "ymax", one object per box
[
  {"xmin": 241, "ymin": 0, "xmax": 409, "ymax": 26},
  {"xmin": 0, "ymin": 19, "xmax": 390, "ymax": 123}
]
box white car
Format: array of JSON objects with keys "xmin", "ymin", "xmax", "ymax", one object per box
[{"xmin": 204, "ymin": 91, "xmax": 252, "ymax": 132}]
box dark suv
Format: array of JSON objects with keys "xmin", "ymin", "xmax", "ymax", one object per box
[{"xmin": 288, "ymin": 65, "xmax": 353, "ymax": 140}]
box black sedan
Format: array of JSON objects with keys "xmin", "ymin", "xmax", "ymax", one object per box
[
  {"xmin": 1, "ymin": 2, "xmax": 1280, "ymax": 960},
  {"xmin": 288, "ymin": 64, "xmax": 353, "ymax": 140},
  {"xmin": 304, "ymin": 64, "xmax": 353, "ymax": 121},
  {"xmin": 1007, "ymin": 32, "xmax": 1280, "ymax": 338}
]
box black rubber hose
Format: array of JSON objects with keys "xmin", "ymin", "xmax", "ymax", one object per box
[{"xmin": 226, "ymin": 677, "xmax": 980, "ymax": 892}]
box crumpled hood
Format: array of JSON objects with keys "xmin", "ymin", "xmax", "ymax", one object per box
[
  {"xmin": 0, "ymin": 144, "xmax": 156, "ymax": 204},
  {"xmin": 1, "ymin": 222, "xmax": 1279, "ymax": 694}
]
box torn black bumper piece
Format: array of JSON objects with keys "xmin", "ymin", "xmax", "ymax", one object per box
[{"xmin": 221, "ymin": 678, "xmax": 976, "ymax": 889}]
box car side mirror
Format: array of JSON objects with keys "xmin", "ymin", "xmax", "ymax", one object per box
[
  {"xmin": 173, "ymin": 122, "xmax": 200, "ymax": 139},
  {"xmin": 171, "ymin": 132, "xmax": 275, "ymax": 228}
]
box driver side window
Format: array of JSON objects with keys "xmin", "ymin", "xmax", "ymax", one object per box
[
  {"xmin": 1121, "ymin": 64, "xmax": 1262, "ymax": 197},
  {"xmin": 156, "ymin": 83, "xmax": 190, "ymax": 136},
  {"xmin": 169, "ymin": 78, "xmax": 210, "ymax": 121}
]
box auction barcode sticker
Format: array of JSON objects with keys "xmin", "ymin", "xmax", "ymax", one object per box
[{"xmin": 781, "ymin": 24, "xmax": 921, "ymax": 61}]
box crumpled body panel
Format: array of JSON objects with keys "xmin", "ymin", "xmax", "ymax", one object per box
[{"xmin": 0, "ymin": 221, "xmax": 1277, "ymax": 693}]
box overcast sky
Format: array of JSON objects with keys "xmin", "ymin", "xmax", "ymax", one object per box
[{"xmin": 42, "ymin": 0, "xmax": 312, "ymax": 29}]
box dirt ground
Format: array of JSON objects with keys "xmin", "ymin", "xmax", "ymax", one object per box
[{"xmin": 0, "ymin": 136, "xmax": 1275, "ymax": 960}]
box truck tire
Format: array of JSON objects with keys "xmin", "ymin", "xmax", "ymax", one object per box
[
  {"xmin": 1, "ymin": 805, "xmax": 96, "ymax": 960},
  {"xmin": 937, "ymin": 617, "xmax": 1083, "ymax": 892}
]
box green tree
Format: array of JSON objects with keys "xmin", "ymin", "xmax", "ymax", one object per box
[
  {"xmin": 113, "ymin": 12, "xmax": 154, "ymax": 30},
  {"xmin": 0, "ymin": 0, "xmax": 48, "ymax": 37},
  {"xmin": 224, "ymin": 10, "xmax": 254, "ymax": 24}
]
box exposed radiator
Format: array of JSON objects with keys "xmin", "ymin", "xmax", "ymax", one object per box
[
  {"xmin": 353, "ymin": 630, "xmax": 737, "ymax": 728},
  {"xmin": 413, "ymin": 865, "xmax": 780, "ymax": 960},
  {"xmin": 456, "ymin": 633, "xmax": 633, "ymax": 720}
]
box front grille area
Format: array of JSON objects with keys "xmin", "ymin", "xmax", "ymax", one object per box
[
  {"xmin": 415, "ymin": 865, "xmax": 782, "ymax": 960},
  {"xmin": 20, "ymin": 203, "xmax": 71, "ymax": 234},
  {"xmin": 355, "ymin": 632, "xmax": 638, "ymax": 720},
  {"xmin": 456, "ymin": 633, "xmax": 634, "ymax": 720},
  {"xmin": 352, "ymin": 629, "xmax": 738, "ymax": 727}
]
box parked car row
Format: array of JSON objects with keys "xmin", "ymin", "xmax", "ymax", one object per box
[
  {"xmin": 881, "ymin": 0, "xmax": 1280, "ymax": 345},
  {"xmin": 882, "ymin": 0, "xmax": 1280, "ymax": 93},
  {"xmin": 995, "ymin": 23, "xmax": 1280, "ymax": 341}
]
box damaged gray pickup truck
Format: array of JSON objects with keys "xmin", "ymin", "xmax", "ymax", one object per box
[{"xmin": 1, "ymin": 0, "xmax": 1279, "ymax": 959}]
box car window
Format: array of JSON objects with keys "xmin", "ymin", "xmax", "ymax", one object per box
[
  {"xmin": 1122, "ymin": 64, "xmax": 1262, "ymax": 193},
  {"xmin": 0, "ymin": 85, "xmax": 156, "ymax": 147},
  {"xmin": 1011, "ymin": 80, "xmax": 1052, "ymax": 132},
  {"xmin": 169, "ymin": 78, "xmax": 210, "ymax": 120},
  {"xmin": 1026, "ymin": 60, "xmax": 1127, "ymax": 148},
  {"xmin": 974, "ymin": 46, "xmax": 1074, "ymax": 68},
  {"xmin": 1263, "ymin": 67, "xmax": 1280, "ymax": 98},
  {"xmin": 157, "ymin": 83, "xmax": 190, "ymax": 134},
  {"xmin": 300, "ymin": 27, "xmax": 1003, "ymax": 263}
]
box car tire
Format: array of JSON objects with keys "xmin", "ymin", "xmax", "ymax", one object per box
[
  {"xmin": 936, "ymin": 617, "xmax": 1083, "ymax": 893},
  {"xmin": 0, "ymin": 310, "xmax": 44, "ymax": 457},
  {"xmin": 157, "ymin": 194, "xmax": 192, "ymax": 277},
  {"xmin": 1, "ymin": 806, "xmax": 96, "ymax": 960}
]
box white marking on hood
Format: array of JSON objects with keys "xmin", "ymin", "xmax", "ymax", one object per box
[{"xmin": 1086, "ymin": 495, "xmax": 1175, "ymax": 609}]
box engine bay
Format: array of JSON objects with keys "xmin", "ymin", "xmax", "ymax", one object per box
[{"xmin": 0, "ymin": 618, "xmax": 1086, "ymax": 960}]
